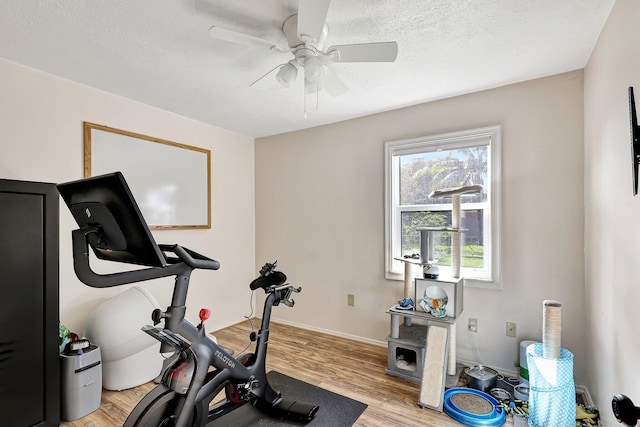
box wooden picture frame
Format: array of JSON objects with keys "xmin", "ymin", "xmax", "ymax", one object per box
[{"xmin": 84, "ymin": 122, "xmax": 211, "ymax": 229}]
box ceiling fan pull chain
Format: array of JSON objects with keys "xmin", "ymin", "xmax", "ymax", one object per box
[
  {"xmin": 249, "ymin": 64, "xmax": 283, "ymax": 87},
  {"xmin": 304, "ymin": 84, "xmax": 308, "ymax": 119}
]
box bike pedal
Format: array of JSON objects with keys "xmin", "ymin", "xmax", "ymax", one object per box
[{"xmin": 258, "ymin": 398, "xmax": 319, "ymax": 423}]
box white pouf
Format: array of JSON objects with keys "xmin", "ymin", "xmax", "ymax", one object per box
[{"xmin": 84, "ymin": 286, "xmax": 164, "ymax": 391}]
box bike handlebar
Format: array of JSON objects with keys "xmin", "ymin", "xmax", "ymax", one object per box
[
  {"xmin": 274, "ymin": 283, "xmax": 301, "ymax": 307},
  {"xmin": 159, "ymin": 244, "xmax": 220, "ymax": 271}
]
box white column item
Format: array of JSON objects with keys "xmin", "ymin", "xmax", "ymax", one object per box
[
  {"xmin": 542, "ymin": 300, "xmax": 562, "ymax": 359},
  {"xmin": 428, "ymin": 231, "xmax": 435, "ymax": 261},
  {"xmin": 403, "ymin": 262, "xmax": 414, "ymax": 326},
  {"xmin": 390, "ymin": 314, "xmax": 400, "ymax": 339},
  {"xmin": 451, "ymin": 194, "xmax": 461, "ymax": 278},
  {"xmin": 403, "ymin": 262, "xmax": 415, "ymax": 300},
  {"xmin": 447, "ymin": 323, "xmax": 457, "ymax": 376},
  {"xmin": 519, "ymin": 339, "xmax": 539, "ymax": 384},
  {"xmin": 420, "ymin": 229, "xmax": 430, "ymax": 263}
]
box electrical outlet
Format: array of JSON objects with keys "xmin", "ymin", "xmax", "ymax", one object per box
[
  {"xmin": 347, "ymin": 294, "xmax": 355, "ymax": 307},
  {"xmin": 506, "ymin": 322, "xmax": 517, "ymax": 337},
  {"xmin": 468, "ymin": 318, "xmax": 478, "ymax": 332}
]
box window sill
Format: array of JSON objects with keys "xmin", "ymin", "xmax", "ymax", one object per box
[{"xmin": 386, "ymin": 271, "xmax": 501, "ymax": 290}]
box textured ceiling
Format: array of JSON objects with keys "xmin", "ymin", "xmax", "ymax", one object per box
[{"xmin": 0, "ymin": 0, "xmax": 614, "ymax": 137}]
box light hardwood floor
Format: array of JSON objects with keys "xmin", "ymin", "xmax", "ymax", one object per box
[{"xmin": 61, "ymin": 320, "xmax": 514, "ymax": 426}]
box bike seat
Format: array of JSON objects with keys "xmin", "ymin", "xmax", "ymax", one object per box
[{"xmin": 249, "ymin": 271, "xmax": 287, "ymax": 290}]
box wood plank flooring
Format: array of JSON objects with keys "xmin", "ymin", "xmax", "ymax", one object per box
[{"xmin": 61, "ymin": 320, "xmax": 514, "ymax": 426}]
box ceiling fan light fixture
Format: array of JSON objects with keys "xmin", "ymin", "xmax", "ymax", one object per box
[
  {"xmin": 304, "ymin": 56, "xmax": 324, "ymax": 84},
  {"xmin": 276, "ymin": 62, "xmax": 298, "ymax": 87}
]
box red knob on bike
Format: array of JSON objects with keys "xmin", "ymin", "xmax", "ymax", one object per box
[{"xmin": 199, "ymin": 308, "xmax": 211, "ymax": 322}]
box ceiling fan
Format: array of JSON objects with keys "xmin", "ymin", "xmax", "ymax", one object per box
[{"xmin": 208, "ymin": 0, "xmax": 398, "ymax": 101}]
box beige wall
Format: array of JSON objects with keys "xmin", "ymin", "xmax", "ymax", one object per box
[
  {"xmin": 0, "ymin": 58, "xmax": 256, "ymax": 334},
  {"xmin": 256, "ymin": 71, "xmax": 587, "ymax": 384},
  {"xmin": 584, "ymin": 0, "xmax": 640, "ymax": 424}
]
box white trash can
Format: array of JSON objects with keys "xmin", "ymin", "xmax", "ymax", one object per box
[{"xmin": 60, "ymin": 341, "xmax": 102, "ymax": 421}]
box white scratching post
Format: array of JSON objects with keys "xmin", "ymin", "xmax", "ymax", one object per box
[
  {"xmin": 403, "ymin": 262, "xmax": 415, "ymax": 326},
  {"xmin": 543, "ymin": 300, "xmax": 562, "ymax": 359},
  {"xmin": 447, "ymin": 194, "xmax": 462, "ymax": 376},
  {"xmin": 403, "ymin": 262, "xmax": 415, "ymax": 301},
  {"xmin": 447, "ymin": 323, "xmax": 457, "ymax": 376},
  {"xmin": 527, "ymin": 300, "xmax": 574, "ymax": 427},
  {"xmin": 451, "ymin": 194, "xmax": 461, "ymax": 279}
]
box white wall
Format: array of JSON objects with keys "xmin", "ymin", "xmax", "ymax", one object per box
[
  {"xmin": 256, "ymin": 71, "xmax": 587, "ymax": 384},
  {"xmin": 0, "ymin": 58, "xmax": 256, "ymax": 334},
  {"xmin": 584, "ymin": 0, "xmax": 640, "ymax": 424}
]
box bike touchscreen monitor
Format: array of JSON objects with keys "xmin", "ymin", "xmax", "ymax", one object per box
[{"xmin": 57, "ymin": 171, "xmax": 167, "ymax": 267}]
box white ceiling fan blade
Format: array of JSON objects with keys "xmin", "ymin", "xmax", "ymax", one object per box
[
  {"xmin": 297, "ymin": 0, "xmax": 331, "ymax": 44},
  {"xmin": 327, "ymin": 41, "xmax": 398, "ymax": 62},
  {"xmin": 209, "ymin": 26, "xmax": 288, "ymax": 52},
  {"xmin": 321, "ymin": 66, "xmax": 349, "ymax": 97}
]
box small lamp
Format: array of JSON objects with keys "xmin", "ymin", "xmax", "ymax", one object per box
[
  {"xmin": 276, "ymin": 61, "xmax": 298, "ymax": 87},
  {"xmin": 303, "ymin": 56, "xmax": 324, "ymax": 84}
]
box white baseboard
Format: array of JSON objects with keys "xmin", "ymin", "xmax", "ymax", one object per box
[
  {"xmin": 576, "ymin": 384, "xmax": 593, "ymax": 406},
  {"xmin": 271, "ymin": 317, "xmax": 387, "ymax": 347}
]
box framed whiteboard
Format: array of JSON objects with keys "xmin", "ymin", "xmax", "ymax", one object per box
[{"xmin": 84, "ymin": 122, "xmax": 211, "ymax": 229}]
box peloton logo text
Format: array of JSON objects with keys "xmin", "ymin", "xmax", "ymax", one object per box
[{"xmin": 215, "ymin": 350, "xmax": 236, "ymax": 369}]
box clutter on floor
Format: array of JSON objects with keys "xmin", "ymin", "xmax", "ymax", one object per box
[{"xmin": 452, "ymin": 366, "xmax": 603, "ymax": 426}]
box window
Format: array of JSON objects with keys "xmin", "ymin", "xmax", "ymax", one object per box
[{"xmin": 385, "ymin": 126, "xmax": 501, "ymax": 287}]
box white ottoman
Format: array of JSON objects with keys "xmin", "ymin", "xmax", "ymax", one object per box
[{"xmin": 84, "ymin": 286, "xmax": 164, "ymax": 391}]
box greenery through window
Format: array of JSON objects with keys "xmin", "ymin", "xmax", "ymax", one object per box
[{"xmin": 385, "ymin": 126, "xmax": 500, "ymax": 284}]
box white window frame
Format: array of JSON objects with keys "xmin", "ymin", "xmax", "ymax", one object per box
[{"xmin": 384, "ymin": 125, "xmax": 501, "ymax": 288}]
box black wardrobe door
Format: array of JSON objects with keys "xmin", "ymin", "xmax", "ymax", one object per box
[{"xmin": 0, "ymin": 191, "xmax": 46, "ymax": 426}]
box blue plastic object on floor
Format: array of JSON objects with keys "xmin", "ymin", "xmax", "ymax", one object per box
[
  {"xmin": 443, "ymin": 387, "xmax": 506, "ymax": 427},
  {"xmin": 527, "ymin": 343, "xmax": 575, "ymax": 427}
]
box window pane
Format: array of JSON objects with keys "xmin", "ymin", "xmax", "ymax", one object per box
[
  {"xmin": 401, "ymin": 211, "xmax": 451, "ymax": 262},
  {"xmin": 399, "ymin": 146, "xmax": 488, "ymax": 205},
  {"xmin": 400, "ymin": 209, "xmax": 484, "ymax": 268},
  {"xmin": 460, "ymin": 209, "xmax": 484, "ymax": 269}
]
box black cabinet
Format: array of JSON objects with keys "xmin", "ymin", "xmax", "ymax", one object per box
[{"xmin": 0, "ymin": 179, "xmax": 59, "ymax": 426}]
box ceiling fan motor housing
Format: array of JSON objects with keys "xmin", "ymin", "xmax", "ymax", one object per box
[{"xmin": 283, "ymin": 15, "xmax": 328, "ymax": 50}]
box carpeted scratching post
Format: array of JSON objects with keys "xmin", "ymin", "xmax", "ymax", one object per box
[
  {"xmin": 419, "ymin": 324, "xmax": 449, "ymax": 411},
  {"xmin": 402, "ymin": 262, "xmax": 415, "ymax": 326},
  {"xmin": 527, "ymin": 300, "xmax": 575, "ymax": 427}
]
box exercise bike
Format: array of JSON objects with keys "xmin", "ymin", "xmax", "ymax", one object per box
[{"xmin": 57, "ymin": 172, "xmax": 319, "ymax": 427}]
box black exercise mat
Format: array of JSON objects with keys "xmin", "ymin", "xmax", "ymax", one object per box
[{"xmin": 207, "ymin": 371, "xmax": 368, "ymax": 426}]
